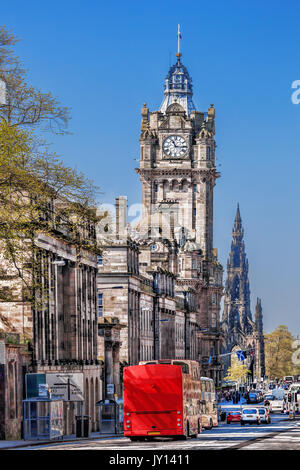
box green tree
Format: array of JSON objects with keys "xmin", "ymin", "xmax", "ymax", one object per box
[
  {"xmin": 264, "ymin": 325, "xmax": 294, "ymax": 379},
  {"xmin": 0, "ymin": 26, "xmax": 70, "ymax": 133},
  {"xmin": 224, "ymin": 359, "xmax": 251, "ymax": 384},
  {"xmin": 0, "ymin": 27, "xmax": 100, "ymax": 306}
]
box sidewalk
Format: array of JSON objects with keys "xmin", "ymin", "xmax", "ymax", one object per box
[{"xmin": 0, "ymin": 432, "xmax": 124, "ymax": 450}]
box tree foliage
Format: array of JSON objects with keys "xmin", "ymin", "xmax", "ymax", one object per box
[
  {"xmin": 0, "ymin": 26, "xmax": 100, "ymax": 303},
  {"xmin": 264, "ymin": 325, "xmax": 295, "ymax": 379},
  {"xmin": 0, "ymin": 26, "xmax": 70, "ymax": 133},
  {"xmin": 224, "ymin": 359, "xmax": 251, "ymax": 384}
]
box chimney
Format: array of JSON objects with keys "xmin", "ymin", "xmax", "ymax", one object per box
[{"xmin": 115, "ymin": 196, "xmax": 127, "ymax": 239}]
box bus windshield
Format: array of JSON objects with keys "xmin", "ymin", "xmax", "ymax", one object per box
[{"xmin": 172, "ymin": 362, "xmax": 190, "ymax": 374}]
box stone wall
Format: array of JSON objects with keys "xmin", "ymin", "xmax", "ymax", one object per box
[{"xmin": 0, "ymin": 341, "xmax": 31, "ymax": 440}]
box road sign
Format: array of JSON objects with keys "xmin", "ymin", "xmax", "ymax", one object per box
[
  {"xmin": 107, "ymin": 384, "xmax": 115, "ymax": 395},
  {"xmin": 46, "ymin": 373, "xmax": 84, "ymax": 402},
  {"xmin": 38, "ymin": 383, "xmax": 49, "ymax": 398}
]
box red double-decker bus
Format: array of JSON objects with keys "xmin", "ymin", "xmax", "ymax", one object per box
[{"xmin": 123, "ymin": 360, "xmax": 202, "ymax": 441}]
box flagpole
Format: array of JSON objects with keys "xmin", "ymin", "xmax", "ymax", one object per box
[{"xmin": 176, "ymin": 24, "xmax": 182, "ymax": 61}]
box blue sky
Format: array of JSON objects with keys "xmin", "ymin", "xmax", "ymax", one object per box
[{"xmin": 2, "ymin": 0, "xmax": 300, "ymax": 335}]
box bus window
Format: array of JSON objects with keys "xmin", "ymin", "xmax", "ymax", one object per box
[{"xmin": 173, "ymin": 361, "xmax": 190, "ymax": 374}]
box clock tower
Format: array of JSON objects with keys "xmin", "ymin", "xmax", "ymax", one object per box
[
  {"xmin": 135, "ymin": 46, "xmax": 224, "ymax": 383},
  {"xmin": 137, "ymin": 51, "xmax": 219, "ymax": 261}
]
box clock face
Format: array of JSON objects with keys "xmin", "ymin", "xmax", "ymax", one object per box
[{"xmin": 163, "ymin": 135, "xmax": 188, "ymax": 157}]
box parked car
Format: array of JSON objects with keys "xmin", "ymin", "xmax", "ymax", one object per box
[
  {"xmin": 240, "ymin": 408, "xmax": 261, "ymax": 425},
  {"xmin": 226, "ymin": 411, "xmax": 241, "ymax": 424}
]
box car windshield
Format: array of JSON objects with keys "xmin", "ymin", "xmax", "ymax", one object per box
[
  {"xmin": 243, "ymin": 409, "xmax": 257, "ymax": 414},
  {"xmin": 259, "ymin": 409, "xmax": 266, "ymax": 415}
]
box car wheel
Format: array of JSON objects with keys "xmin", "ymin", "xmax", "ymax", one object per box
[{"xmin": 241, "ymin": 421, "xmax": 245, "ymax": 426}]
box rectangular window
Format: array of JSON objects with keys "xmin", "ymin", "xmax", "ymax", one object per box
[
  {"xmin": 193, "ymin": 184, "xmax": 197, "ymax": 193},
  {"xmin": 97, "ymin": 293, "xmax": 103, "ymax": 317},
  {"xmin": 97, "ymin": 254, "xmax": 103, "ymax": 266},
  {"xmin": 206, "ymin": 147, "xmax": 211, "ymax": 160}
]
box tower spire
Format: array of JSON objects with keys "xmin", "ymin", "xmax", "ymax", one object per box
[
  {"xmin": 160, "ymin": 25, "xmax": 196, "ymax": 115},
  {"xmin": 232, "ymin": 203, "xmax": 244, "ymax": 241}
]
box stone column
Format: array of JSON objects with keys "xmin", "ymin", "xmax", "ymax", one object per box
[
  {"xmin": 105, "ymin": 341, "xmax": 113, "ymax": 399},
  {"xmin": 112, "ymin": 343, "xmax": 121, "ymax": 397}
]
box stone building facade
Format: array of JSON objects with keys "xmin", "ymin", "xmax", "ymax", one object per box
[
  {"xmin": 98, "ymin": 50, "xmax": 224, "ymax": 387},
  {"xmin": 221, "ymin": 205, "xmax": 265, "ymax": 382},
  {"xmin": 97, "ymin": 221, "xmax": 199, "ymax": 371},
  {"xmin": 0, "ymin": 335, "xmax": 31, "ymax": 439},
  {"xmin": 0, "ymin": 201, "xmax": 102, "ymax": 436}
]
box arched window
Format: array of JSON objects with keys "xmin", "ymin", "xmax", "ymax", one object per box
[
  {"xmin": 163, "ymin": 180, "xmax": 169, "ymax": 199},
  {"xmin": 172, "ymin": 180, "xmax": 179, "ymax": 192},
  {"xmin": 181, "ymin": 179, "xmax": 188, "ymax": 192}
]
